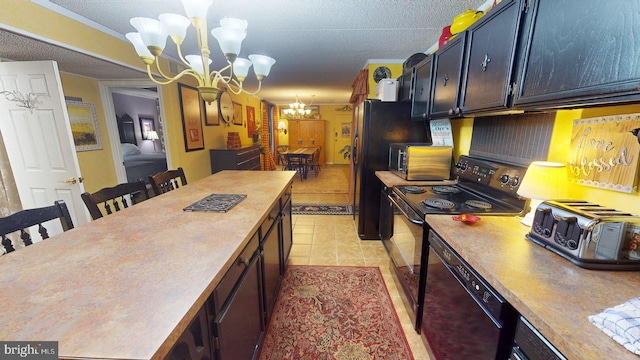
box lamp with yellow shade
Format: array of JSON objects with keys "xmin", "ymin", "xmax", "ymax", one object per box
[{"xmin": 517, "ymin": 161, "xmax": 569, "ymax": 226}]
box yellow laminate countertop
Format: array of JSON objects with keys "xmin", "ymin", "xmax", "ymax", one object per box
[
  {"xmin": 0, "ymin": 170, "xmax": 295, "ymax": 360},
  {"xmin": 425, "ymin": 214, "xmax": 640, "ymax": 360}
]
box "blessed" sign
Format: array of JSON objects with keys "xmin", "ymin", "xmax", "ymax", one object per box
[{"xmin": 569, "ymin": 114, "xmax": 640, "ymax": 193}]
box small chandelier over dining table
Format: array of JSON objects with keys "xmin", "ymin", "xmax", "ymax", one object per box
[
  {"xmin": 126, "ymin": 0, "xmax": 276, "ymax": 104},
  {"xmin": 282, "ymin": 95, "xmax": 313, "ymax": 119}
]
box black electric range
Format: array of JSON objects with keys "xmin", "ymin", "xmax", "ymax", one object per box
[{"xmin": 393, "ymin": 155, "xmax": 528, "ymax": 217}]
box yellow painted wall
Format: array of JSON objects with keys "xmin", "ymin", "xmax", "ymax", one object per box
[
  {"xmin": 454, "ymin": 104, "xmax": 640, "ymax": 215},
  {"xmin": 59, "ymin": 73, "xmax": 117, "ymax": 193}
]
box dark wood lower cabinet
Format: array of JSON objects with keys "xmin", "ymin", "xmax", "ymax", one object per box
[
  {"xmin": 261, "ymin": 220, "xmax": 281, "ymax": 322},
  {"xmin": 212, "ymin": 254, "xmax": 264, "ymax": 360},
  {"xmin": 165, "ymin": 306, "xmax": 212, "ymax": 360},
  {"xmin": 164, "ymin": 191, "xmax": 293, "ymax": 360}
]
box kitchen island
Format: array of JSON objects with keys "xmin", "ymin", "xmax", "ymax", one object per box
[
  {"xmin": 425, "ymin": 214, "xmax": 640, "ymax": 360},
  {"xmin": 0, "ymin": 170, "xmax": 295, "ymax": 359}
]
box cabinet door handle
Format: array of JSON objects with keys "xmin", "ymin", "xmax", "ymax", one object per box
[
  {"xmin": 443, "ymin": 73, "xmax": 449, "ymax": 86},
  {"xmin": 481, "ymin": 54, "xmax": 491, "ymax": 72},
  {"xmin": 239, "ymin": 257, "xmax": 250, "ymax": 266}
]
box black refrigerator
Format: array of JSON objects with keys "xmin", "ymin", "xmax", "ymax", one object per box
[{"xmin": 353, "ymin": 99, "xmax": 431, "ymax": 240}]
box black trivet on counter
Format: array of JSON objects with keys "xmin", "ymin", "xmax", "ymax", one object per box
[{"xmin": 183, "ymin": 194, "xmax": 247, "ymax": 213}]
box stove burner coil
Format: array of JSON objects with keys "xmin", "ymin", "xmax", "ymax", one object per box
[
  {"xmin": 431, "ymin": 186, "xmax": 460, "ymax": 195},
  {"xmin": 403, "ymin": 186, "xmax": 426, "ymax": 194},
  {"xmin": 464, "ymin": 200, "xmax": 492, "ymax": 210},
  {"xmin": 422, "ymin": 198, "xmax": 456, "ymax": 210}
]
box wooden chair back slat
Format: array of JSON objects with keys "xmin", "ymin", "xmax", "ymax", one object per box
[
  {"xmin": 0, "ymin": 200, "xmax": 74, "ymax": 255},
  {"xmin": 81, "ymin": 180, "xmax": 150, "ymax": 220},
  {"xmin": 148, "ymin": 168, "xmax": 187, "ymax": 196}
]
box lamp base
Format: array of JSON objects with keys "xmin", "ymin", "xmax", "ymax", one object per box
[{"xmin": 520, "ymin": 198, "xmax": 543, "ymax": 227}]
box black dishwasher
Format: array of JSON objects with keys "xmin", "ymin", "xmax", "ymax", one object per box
[
  {"xmin": 424, "ymin": 229, "xmax": 517, "ymax": 359},
  {"xmin": 510, "ymin": 316, "xmax": 566, "ymax": 360}
]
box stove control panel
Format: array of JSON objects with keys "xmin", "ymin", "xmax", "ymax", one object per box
[{"xmin": 454, "ymin": 155, "xmax": 524, "ymax": 195}]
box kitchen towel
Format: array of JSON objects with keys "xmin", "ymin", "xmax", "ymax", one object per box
[{"xmin": 589, "ymin": 297, "xmax": 640, "ymax": 355}]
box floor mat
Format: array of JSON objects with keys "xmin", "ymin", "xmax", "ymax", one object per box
[
  {"xmin": 258, "ymin": 265, "xmax": 414, "ymax": 360},
  {"xmin": 292, "ymin": 203, "xmax": 352, "ymax": 215}
]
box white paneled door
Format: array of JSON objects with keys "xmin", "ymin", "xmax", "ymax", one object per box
[{"xmin": 0, "ymin": 61, "xmax": 89, "ymax": 231}]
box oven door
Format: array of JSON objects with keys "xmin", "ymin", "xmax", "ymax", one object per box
[
  {"xmin": 423, "ymin": 230, "xmax": 516, "ymax": 360},
  {"xmin": 381, "ymin": 191, "xmax": 424, "ymax": 330}
]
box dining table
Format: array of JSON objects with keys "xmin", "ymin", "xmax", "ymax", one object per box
[
  {"xmin": 0, "ymin": 170, "xmax": 295, "ymax": 360},
  {"xmin": 280, "ymin": 147, "xmax": 317, "ymax": 180}
]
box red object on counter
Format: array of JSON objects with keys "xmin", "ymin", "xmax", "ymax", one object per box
[{"xmin": 452, "ymin": 214, "xmax": 481, "ymax": 225}]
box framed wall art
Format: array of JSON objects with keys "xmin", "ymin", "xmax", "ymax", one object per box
[
  {"xmin": 204, "ymin": 99, "xmax": 219, "ymax": 126},
  {"xmin": 233, "ymin": 102, "xmax": 243, "ymax": 125},
  {"xmin": 178, "ymin": 83, "xmax": 205, "ymax": 152},
  {"xmin": 246, "ymin": 105, "xmax": 255, "ymax": 137},
  {"xmin": 66, "ymin": 100, "xmax": 103, "ymax": 151},
  {"xmin": 139, "ymin": 115, "xmax": 155, "ymax": 139}
]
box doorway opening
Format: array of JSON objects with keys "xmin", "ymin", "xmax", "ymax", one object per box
[{"xmin": 98, "ymin": 80, "xmax": 170, "ymax": 185}]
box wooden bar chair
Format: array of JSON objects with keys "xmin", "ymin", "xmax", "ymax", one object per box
[
  {"xmin": 0, "ymin": 200, "xmax": 74, "ymax": 255},
  {"xmin": 81, "ymin": 180, "xmax": 150, "ymax": 220},
  {"xmin": 148, "ymin": 167, "xmax": 188, "ymax": 196}
]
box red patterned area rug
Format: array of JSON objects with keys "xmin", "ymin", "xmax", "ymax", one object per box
[{"xmin": 258, "ymin": 265, "xmax": 414, "ymax": 360}]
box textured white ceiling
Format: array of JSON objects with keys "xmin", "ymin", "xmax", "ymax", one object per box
[{"xmin": 3, "ymin": 0, "xmax": 490, "ymax": 105}]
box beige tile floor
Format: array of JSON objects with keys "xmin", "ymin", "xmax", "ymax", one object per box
[{"xmin": 287, "ymin": 212, "xmax": 432, "ymax": 360}]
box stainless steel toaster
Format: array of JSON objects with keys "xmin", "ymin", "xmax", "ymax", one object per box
[{"xmin": 526, "ymin": 200, "xmax": 640, "ymax": 270}]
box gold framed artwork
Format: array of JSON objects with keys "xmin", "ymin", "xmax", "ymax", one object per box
[
  {"xmin": 66, "ymin": 100, "xmax": 103, "ymax": 152},
  {"xmin": 204, "ymin": 99, "xmax": 219, "ymax": 126},
  {"xmin": 178, "ymin": 83, "xmax": 205, "ymax": 152},
  {"xmin": 233, "ymin": 102, "xmax": 243, "ymax": 125},
  {"xmin": 246, "ymin": 105, "xmax": 255, "ymax": 137}
]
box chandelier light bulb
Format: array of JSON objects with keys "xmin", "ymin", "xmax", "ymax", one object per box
[
  {"xmin": 185, "ymin": 55, "xmax": 212, "ymax": 75},
  {"xmin": 181, "ymin": 0, "xmax": 213, "ymax": 20},
  {"xmin": 159, "ymin": 13, "xmax": 190, "ymax": 44},
  {"xmin": 129, "ymin": 17, "xmax": 169, "ymax": 57}
]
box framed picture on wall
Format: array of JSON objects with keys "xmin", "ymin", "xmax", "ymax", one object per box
[
  {"xmin": 246, "ymin": 105, "xmax": 255, "ymax": 137},
  {"xmin": 178, "ymin": 83, "xmax": 205, "ymax": 152},
  {"xmin": 66, "ymin": 100, "xmax": 103, "ymax": 151},
  {"xmin": 204, "ymin": 99, "xmax": 219, "ymax": 126},
  {"xmin": 233, "ymin": 102, "xmax": 243, "ymax": 125},
  {"xmin": 139, "ymin": 115, "xmax": 155, "ymax": 139}
]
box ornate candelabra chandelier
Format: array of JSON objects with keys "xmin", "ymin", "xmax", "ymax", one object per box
[{"xmin": 126, "ymin": 0, "xmax": 276, "ymax": 103}]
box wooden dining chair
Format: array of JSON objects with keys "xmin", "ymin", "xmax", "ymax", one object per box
[
  {"xmin": 307, "ymin": 146, "xmax": 322, "ymax": 177},
  {"xmin": 81, "ymin": 180, "xmax": 150, "ymax": 220},
  {"xmin": 148, "ymin": 167, "xmax": 187, "ymax": 196},
  {"xmin": 286, "ymin": 154, "xmax": 307, "ymax": 181},
  {"xmin": 0, "ymin": 200, "xmax": 74, "ymax": 255}
]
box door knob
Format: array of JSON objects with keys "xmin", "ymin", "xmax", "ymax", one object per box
[{"xmin": 59, "ymin": 176, "xmax": 83, "ymax": 184}]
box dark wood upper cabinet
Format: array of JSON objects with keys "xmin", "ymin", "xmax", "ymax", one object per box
[
  {"xmin": 459, "ymin": 0, "xmax": 525, "ymax": 114},
  {"xmin": 514, "ymin": 0, "xmax": 640, "ymax": 108},
  {"xmin": 410, "ymin": 57, "xmax": 433, "ymax": 120},
  {"xmin": 429, "ymin": 33, "xmax": 467, "ymax": 119}
]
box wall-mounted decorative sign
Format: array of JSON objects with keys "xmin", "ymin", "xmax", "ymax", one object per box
[
  {"xmin": 66, "ymin": 100, "xmax": 103, "ymax": 151},
  {"xmin": 341, "ymin": 122, "xmax": 351, "ymax": 138},
  {"xmin": 178, "ymin": 83, "xmax": 204, "ymax": 152},
  {"xmin": 568, "ymin": 114, "xmax": 640, "ymax": 193}
]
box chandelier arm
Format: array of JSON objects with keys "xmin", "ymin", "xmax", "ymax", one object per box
[
  {"xmin": 175, "ymin": 43, "xmax": 190, "ymax": 68},
  {"xmin": 146, "ymin": 65, "xmax": 202, "ymax": 86},
  {"xmin": 209, "ymin": 63, "xmax": 233, "ymax": 84},
  {"xmin": 226, "ymin": 81, "xmax": 262, "ymax": 96}
]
